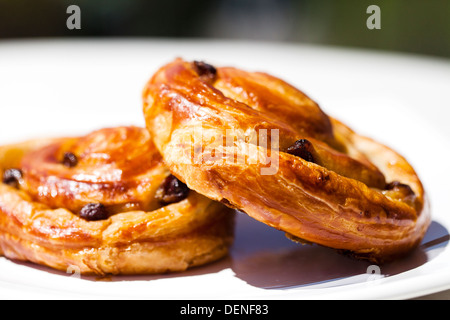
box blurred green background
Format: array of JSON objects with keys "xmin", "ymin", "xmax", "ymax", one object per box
[{"xmin": 0, "ymin": 0, "xmax": 449, "ymax": 58}]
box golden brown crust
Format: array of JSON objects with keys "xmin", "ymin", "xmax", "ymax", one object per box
[
  {"xmin": 0, "ymin": 127, "xmax": 235, "ymax": 275},
  {"xmin": 142, "ymin": 58, "xmax": 430, "ymax": 263},
  {"xmin": 20, "ymin": 126, "xmax": 165, "ymax": 214}
]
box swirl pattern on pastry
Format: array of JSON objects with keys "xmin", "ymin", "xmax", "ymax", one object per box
[
  {"xmin": 0, "ymin": 126, "xmax": 235, "ymax": 275},
  {"xmin": 142, "ymin": 58, "xmax": 430, "ymax": 263}
]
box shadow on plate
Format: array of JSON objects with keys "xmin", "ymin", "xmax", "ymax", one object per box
[
  {"xmin": 228, "ymin": 212, "xmax": 449, "ymax": 289},
  {"xmin": 9, "ymin": 212, "xmax": 448, "ymax": 288}
]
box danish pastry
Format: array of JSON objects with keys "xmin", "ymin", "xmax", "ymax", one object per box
[
  {"xmin": 0, "ymin": 126, "xmax": 235, "ymax": 275},
  {"xmin": 142, "ymin": 58, "xmax": 430, "ymax": 263}
]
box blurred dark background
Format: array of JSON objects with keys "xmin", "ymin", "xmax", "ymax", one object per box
[{"xmin": 0, "ymin": 0, "xmax": 449, "ymax": 58}]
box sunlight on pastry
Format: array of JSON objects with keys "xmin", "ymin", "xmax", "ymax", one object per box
[
  {"xmin": 0, "ymin": 126, "xmax": 235, "ymax": 275},
  {"xmin": 0, "ymin": 58, "xmax": 431, "ymax": 278},
  {"xmin": 143, "ymin": 58, "xmax": 430, "ymax": 264}
]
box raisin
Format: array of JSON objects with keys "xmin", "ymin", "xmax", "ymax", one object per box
[
  {"xmin": 385, "ymin": 181, "xmax": 415, "ymax": 196},
  {"xmin": 79, "ymin": 203, "xmax": 109, "ymax": 221},
  {"xmin": 286, "ymin": 139, "xmax": 315, "ymax": 163},
  {"xmin": 193, "ymin": 61, "xmax": 217, "ymax": 80},
  {"xmin": 155, "ymin": 174, "xmax": 190, "ymax": 205},
  {"xmin": 62, "ymin": 152, "xmax": 78, "ymax": 168},
  {"xmin": 2, "ymin": 168, "xmax": 23, "ymax": 189}
]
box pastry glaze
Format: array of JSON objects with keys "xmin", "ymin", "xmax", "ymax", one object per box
[
  {"xmin": 0, "ymin": 126, "xmax": 234, "ymax": 275},
  {"xmin": 143, "ymin": 58, "xmax": 430, "ymax": 263}
]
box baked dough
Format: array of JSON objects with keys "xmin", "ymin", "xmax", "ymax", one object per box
[
  {"xmin": 143, "ymin": 58, "xmax": 430, "ymax": 263},
  {"xmin": 0, "ymin": 126, "xmax": 235, "ymax": 275}
]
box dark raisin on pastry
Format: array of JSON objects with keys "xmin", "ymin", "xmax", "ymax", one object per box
[
  {"xmin": 155, "ymin": 174, "xmax": 190, "ymax": 205},
  {"xmin": 62, "ymin": 152, "xmax": 78, "ymax": 168},
  {"xmin": 79, "ymin": 203, "xmax": 109, "ymax": 221},
  {"xmin": 2, "ymin": 168, "xmax": 23, "ymax": 189},
  {"xmin": 193, "ymin": 61, "xmax": 217, "ymax": 81},
  {"xmin": 385, "ymin": 180, "xmax": 415, "ymax": 197},
  {"xmin": 386, "ymin": 180, "xmax": 412, "ymax": 191},
  {"xmin": 286, "ymin": 139, "xmax": 315, "ymax": 163}
]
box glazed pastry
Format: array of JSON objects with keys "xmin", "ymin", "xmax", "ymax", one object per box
[
  {"xmin": 142, "ymin": 58, "xmax": 430, "ymax": 263},
  {"xmin": 0, "ymin": 126, "xmax": 234, "ymax": 275}
]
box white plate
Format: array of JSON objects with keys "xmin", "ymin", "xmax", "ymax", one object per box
[{"xmin": 0, "ymin": 39, "xmax": 449, "ymax": 300}]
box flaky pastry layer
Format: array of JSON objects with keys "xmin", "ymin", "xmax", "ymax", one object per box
[
  {"xmin": 143, "ymin": 58, "xmax": 430, "ymax": 263},
  {"xmin": 0, "ymin": 127, "xmax": 235, "ymax": 275}
]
